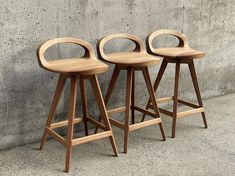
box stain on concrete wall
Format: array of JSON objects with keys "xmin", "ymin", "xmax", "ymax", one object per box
[{"xmin": 0, "ymin": 0, "xmax": 234, "ymax": 150}]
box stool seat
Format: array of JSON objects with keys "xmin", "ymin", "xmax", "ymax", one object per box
[
  {"xmin": 46, "ymin": 58, "xmax": 109, "ymax": 75},
  {"xmin": 103, "ymin": 52, "xmax": 160, "ymax": 66},
  {"xmin": 152, "ymin": 47, "xmax": 205, "ymax": 59}
]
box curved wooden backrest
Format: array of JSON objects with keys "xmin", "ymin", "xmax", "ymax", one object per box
[
  {"xmin": 97, "ymin": 33, "xmax": 145, "ymax": 61},
  {"xmin": 146, "ymin": 29, "xmax": 189, "ymax": 53},
  {"xmin": 37, "ymin": 37, "xmax": 96, "ymax": 68}
]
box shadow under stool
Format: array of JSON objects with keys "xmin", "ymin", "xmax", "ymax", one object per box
[
  {"xmin": 95, "ymin": 33, "xmax": 166, "ymax": 153},
  {"xmin": 37, "ymin": 38, "xmax": 118, "ymax": 172},
  {"xmin": 142, "ymin": 30, "xmax": 208, "ymax": 138}
]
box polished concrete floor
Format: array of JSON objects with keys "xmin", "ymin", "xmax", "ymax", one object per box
[{"xmin": 0, "ymin": 93, "xmax": 234, "ymax": 176}]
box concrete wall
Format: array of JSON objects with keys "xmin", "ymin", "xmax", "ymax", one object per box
[{"xmin": 0, "ymin": 0, "xmax": 234, "ymax": 150}]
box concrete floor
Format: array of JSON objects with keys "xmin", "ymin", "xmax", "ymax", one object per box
[{"xmin": 0, "ymin": 93, "xmax": 234, "ymax": 176}]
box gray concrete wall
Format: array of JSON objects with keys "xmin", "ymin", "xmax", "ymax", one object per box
[{"xmin": 0, "ymin": 0, "xmax": 234, "ymax": 150}]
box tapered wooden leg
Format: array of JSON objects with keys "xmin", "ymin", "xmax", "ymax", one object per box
[
  {"xmin": 142, "ymin": 67, "xmax": 166, "ymax": 141},
  {"xmin": 188, "ymin": 61, "xmax": 208, "ymax": 128},
  {"xmin": 39, "ymin": 74, "xmax": 66, "ymax": 150},
  {"xmin": 131, "ymin": 70, "xmax": 135, "ymax": 124},
  {"xmin": 90, "ymin": 75, "xmax": 118, "ymax": 156},
  {"xmin": 80, "ymin": 79, "xmax": 89, "ymax": 136},
  {"xmin": 65, "ymin": 75, "xmax": 77, "ymax": 173},
  {"xmin": 94, "ymin": 66, "xmax": 121, "ymax": 133},
  {"xmin": 141, "ymin": 60, "xmax": 168, "ymax": 122},
  {"xmin": 124, "ymin": 68, "xmax": 133, "ymax": 153},
  {"xmin": 172, "ymin": 62, "xmax": 180, "ymax": 138}
]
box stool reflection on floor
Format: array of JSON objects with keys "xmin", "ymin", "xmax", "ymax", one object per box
[
  {"xmin": 95, "ymin": 33, "xmax": 166, "ymax": 153},
  {"xmin": 142, "ymin": 30, "xmax": 208, "ymax": 138},
  {"xmin": 37, "ymin": 38, "xmax": 118, "ymax": 172}
]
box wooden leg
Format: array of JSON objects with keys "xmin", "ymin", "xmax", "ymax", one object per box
[
  {"xmin": 141, "ymin": 60, "xmax": 168, "ymax": 122},
  {"xmin": 94, "ymin": 66, "xmax": 120, "ymax": 133},
  {"xmin": 131, "ymin": 70, "xmax": 135, "ymax": 124},
  {"xmin": 142, "ymin": 67, "xmax": 166, "ymax": 141},
  {"xmin": 39, "ymin": 74, "xmax": 66, "ymax": 150},
  {"xmin": 65, "ymin": 75, "xmax": 77, "ymax": 173},
  {"xmin": 124, "ymin": 67, "xmax": 133, "ymax": 153},
  {"xmin": 80, "ymin": 79, "xmax": 89, "ymax": 136},
  {"xmin": 172, "ymin": 62, "xmax": 180, "ymax": 138},
  {"xmin": 188, "ymin": 61, "xmax": 208, "ymax": 128},
  {"xmin": 90, "ymin": 75, "xmax": 119, "ymax": 156}
]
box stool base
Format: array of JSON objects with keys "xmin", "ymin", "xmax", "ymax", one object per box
[
  {"xmin": 142, "ymin": 59, "xmax": 208, "ymax": 138},
  {"xmin": 39, "ymin": 74, "xmax": 118, "ymax": 173},
  {"xmin": 95, "ymin": 66, "xmax": 166, "ymax": 153}
]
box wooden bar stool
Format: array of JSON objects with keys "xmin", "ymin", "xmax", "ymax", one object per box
[
  {"xmin": 37, "ymin": 38, "xmax": 118, "ymax": 172},
  {"xmin": 95, "ymin": 33, "xmax": 166, "ymax": 153},
  {"xmin": 142, "ymin": 30, "xmax": 208, "ymax": 138}
]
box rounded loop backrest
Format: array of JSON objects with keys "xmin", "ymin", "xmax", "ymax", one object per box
[
  {"xmin": 37, "ymin": 37, "xmax": 96, "ymax": 68},
  {"xmin": 147, "ymin": 29, "xmax": 189, "ymax": 52},
  {"xmin": 97, "ymin": 33, "xmax": 145, "ymax": 61}
]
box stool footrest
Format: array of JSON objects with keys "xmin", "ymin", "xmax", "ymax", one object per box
[
  {"xmin": 109, "ymin": 117, "xmax": 161, "ymax": 131},
  {"xmin": 46, "ymin": 127, "xmax": 66, "ymax": 146},
  {"xmin": 149, "ymin": 96, "xmax": 174, "ymax": 105},
  {"xmin": 156, "ymin": 96, "xmax": 174, "ymax": 104},
  {"xmin": 50, "ymin": 117, "xmax": 82, "ymax": 129},
  {"xmin": 87, "ymin": 116, "xmax": 107, "ymax": 130},
  {"xmin": 147, "ymin": 98, "xmax": 204, "ymax": 119},
  {"xmin": 129, "ymin": 118, "xmax": 161, "ymax": 131},
  {"xmin": 72, "ymin": 131, "xmax": 112, "ymax": 146},
  {"xmin": 133, "ymin": 106, "xmax": 159, "ymax": 118},
  {"xmin": 177, "ymin": 108, "xmax": 204, "ymax": 118},
  {"xmin": 107, "ymin": 107, "xmax": 126, "ymax": 115}
]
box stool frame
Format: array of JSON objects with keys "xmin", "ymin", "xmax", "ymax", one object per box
[
  {"xmin": 95, "ymin": 34, "xmax": 166, "ymax": 153},
  {"xmin": 142, "ymin": 30, "xmax": 208, "ymax": 138}
]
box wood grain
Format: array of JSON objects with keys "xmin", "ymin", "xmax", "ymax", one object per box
[
  {"xmin": 97, "ymin": 33, "xmax": 161, "ymax": 66},
  {"xmin": 146, "ymin": 29, "xmax": 205, "ymax": 60},
  {"xmin": 37, "ymin": 38, "xmax": 108, "ymax": 74}
]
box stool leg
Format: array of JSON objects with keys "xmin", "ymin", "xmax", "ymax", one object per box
[
  {"xmin": 39, "ymin": 74, "xmax": 66, "ymax": 150},
  {"xmin": 131, "ymin": 70, "xmax": 135, "ymax": 124},
  {"xmin": 124, "ymin": 68, "xmax": 133, "ymax": 153},
  {"xmin": 65, "ymin": 75, "xmax": 77, "ymax": 172},
  {"xmin": 172, "ymin": 62, "xmax": 180, "ymax": 138},
  {"xmin": 90, "ymin": 75, "xmax": 118, "ymax": 156},
  {"xmin": 80, "ymin": 79, "xmax": 89, "ymax": 136},
  {"xmin": 94, "ymin": 66, "xmax": 120, "ymax": 133},
  {"xmin": 141, "ymin": 60, "xmax": 168, "ymax": 122},
  {"xmin": 142, "ymin": 67, "xmax": 166, "ymax": 141},
  {"xmin": 188, "ymin": 61, "xmax": 208, "ymax": 128}
]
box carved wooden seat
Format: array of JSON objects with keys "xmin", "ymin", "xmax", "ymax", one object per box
[
  {"xmin": 153, "ymin": 47, "xmax": 205, "ymax": 59},
  {"xmin": 37, "ymin": 38, "xmax": 108, "ymax": 74},
  {"xmin": 97, "ymin": 34, "xmax": 160, "ymax": 67}
]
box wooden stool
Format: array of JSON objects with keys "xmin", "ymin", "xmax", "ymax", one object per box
[
  {"xmin": 95, "ymin": 34, "xmax": 166, "ymax": 153},
  {"xmin": 142, "ymin": 30, "xmax": 208, "ymax": 138},
  {"xmin": 37, "ymin": 38, "xmax": 118, "ymax": 172}
]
